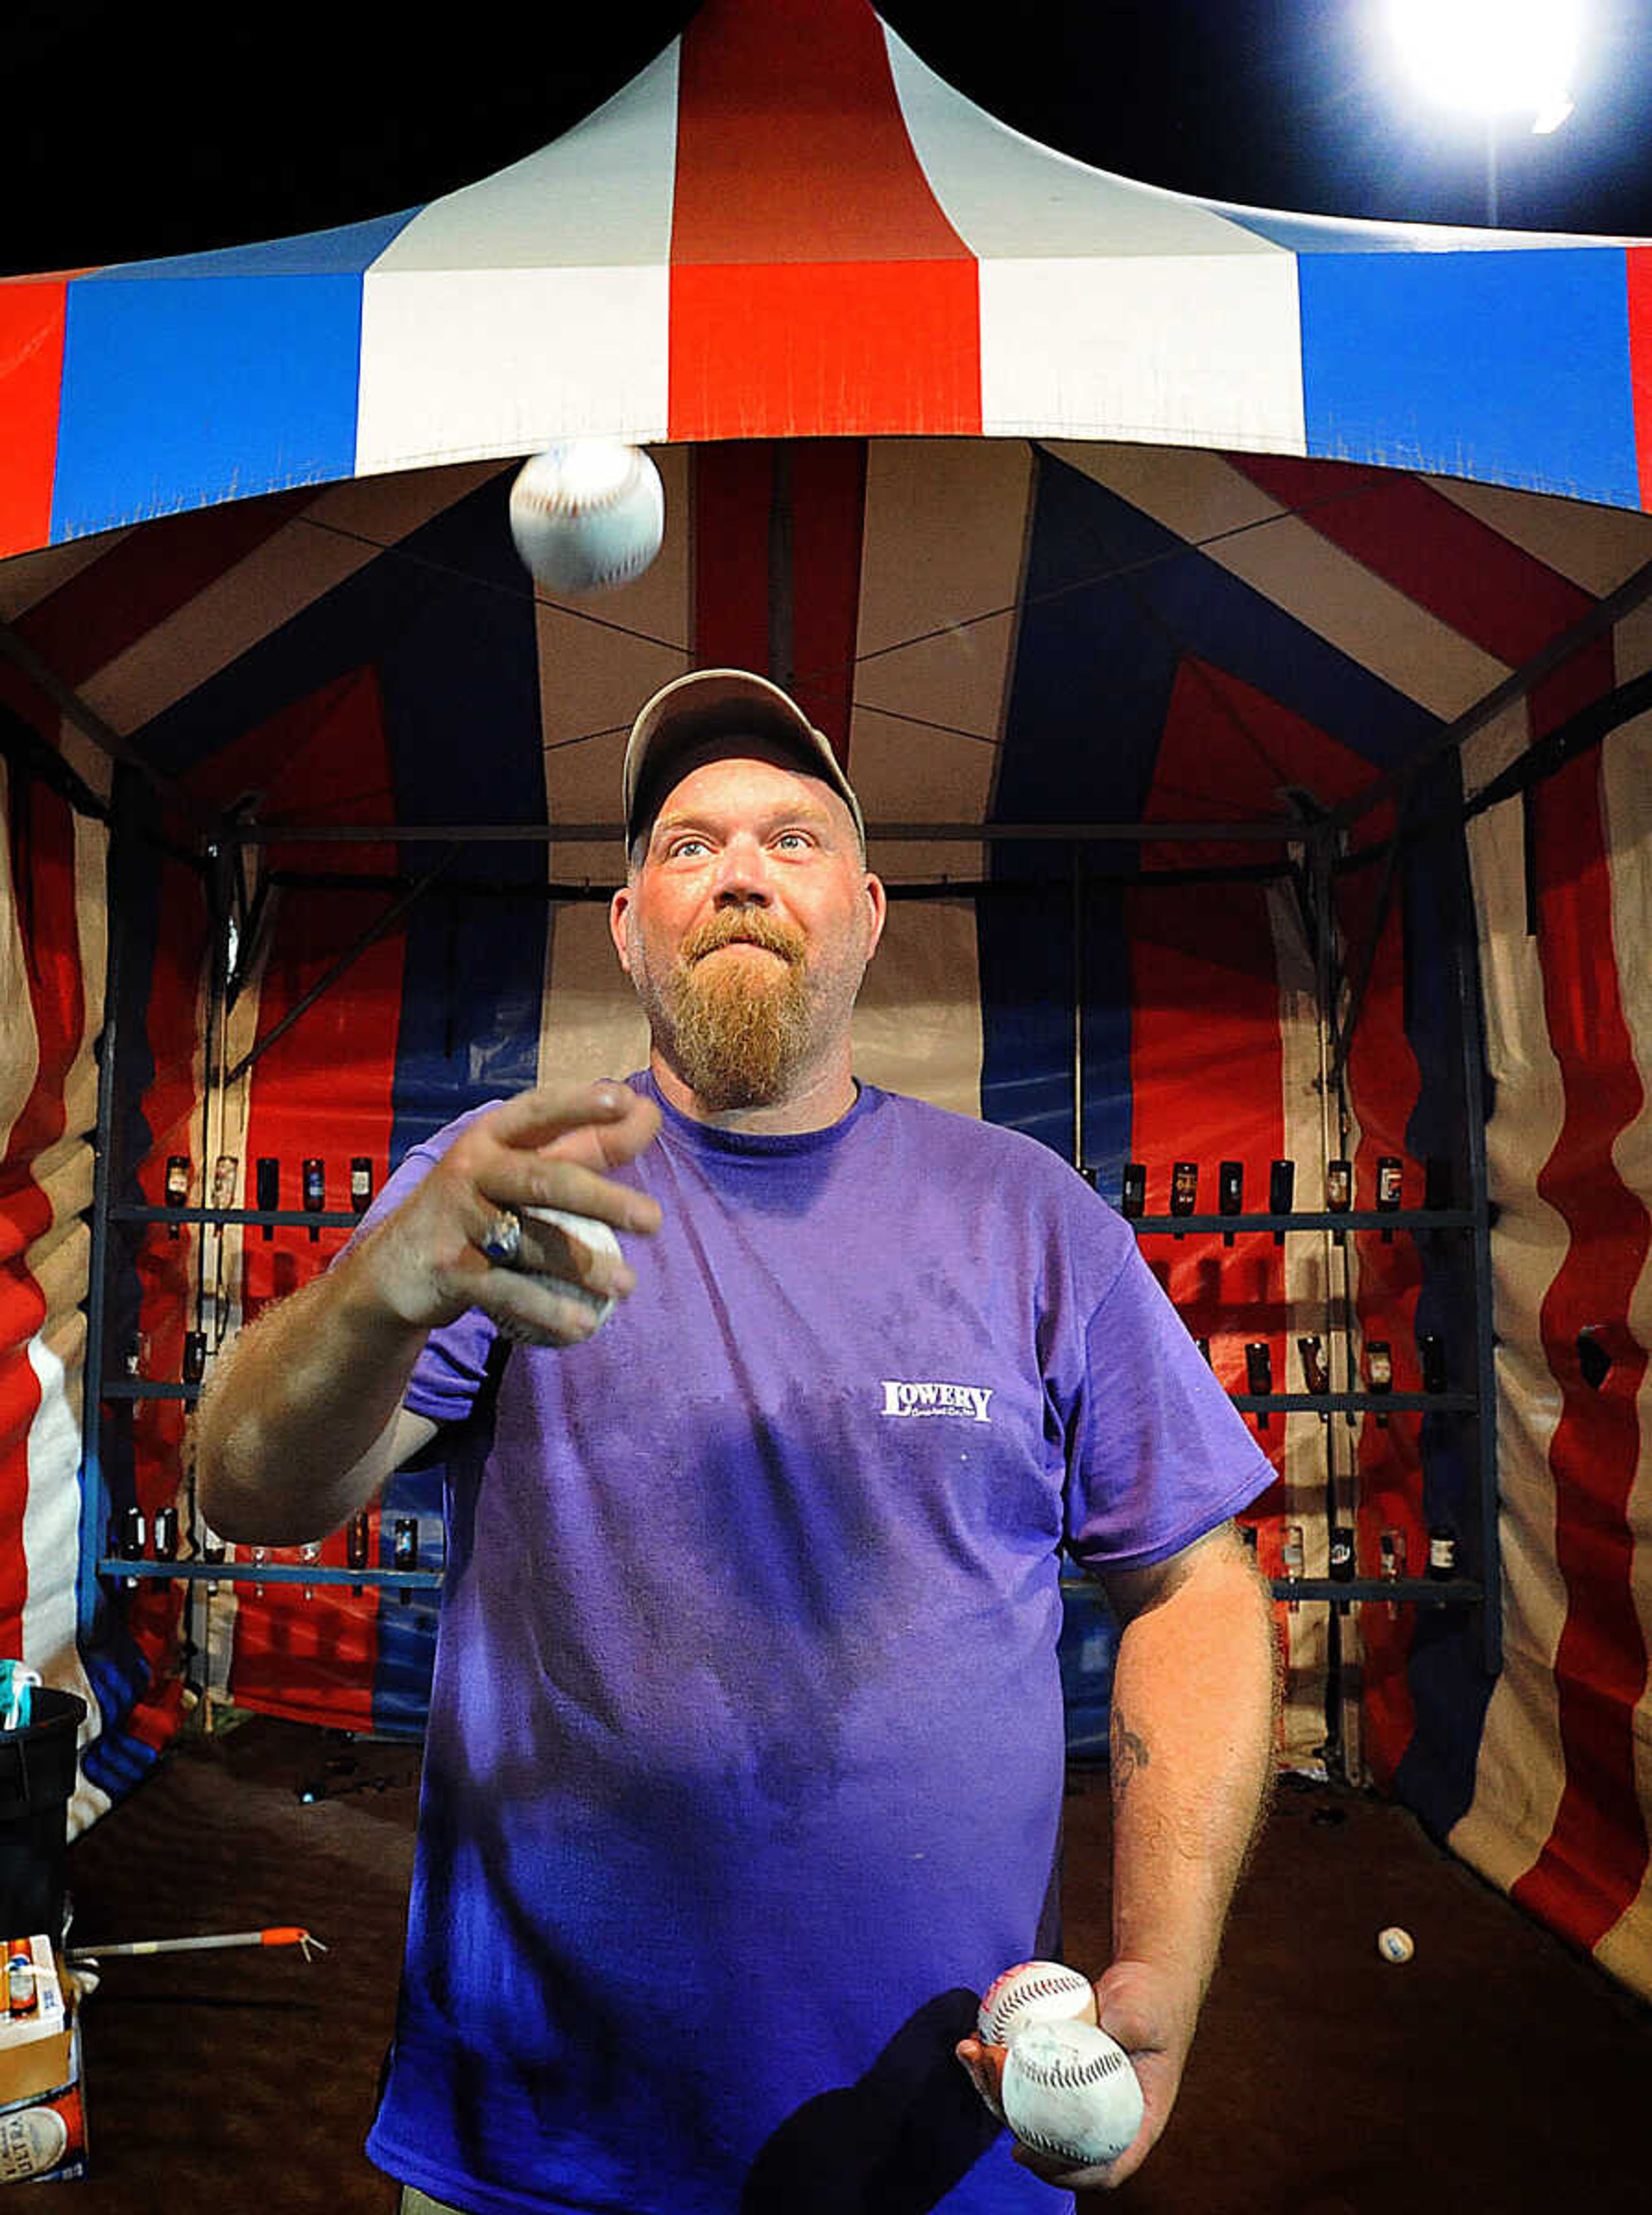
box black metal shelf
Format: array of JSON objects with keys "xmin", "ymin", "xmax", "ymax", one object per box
[
  {"xmin": 1270, "ymin": 1577, "xmax": 1482, "ymax": 1604},
  {"xmin": 1125, "ymin": 1209, "xmax": 1478, "ymax": 1234},
  {"xmin": 1058, "ymin": 1572, "xmax": 1482, "ymax": 1606},
  {"xmin": 97, "ymin": 1559, "xmax": 442, "ymax": 1590},
  {"xmin": 111, "ymin": 1205, "xmax": 361, "ymax": 1228},
  {"xmin": 1232, "ymin": 1392, "xmax": 1475, "ymax": 1413}
]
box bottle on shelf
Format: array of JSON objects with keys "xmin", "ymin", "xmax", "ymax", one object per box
[
  {"xmin": 1376, "ymin": 1155, "xmax": 1402, "ymax": 1242},
  {"xmin": 1297, "ymin": 1333, "xmax": 1330, "ymax": 1423},
  {"xmin": 1427, "ymin": 1527, "xmax": 1458, "ymax": 1583},
  {"xmin": 211, "ymin": 1153, "xmax": 239, "ymax": 1210},
  {"xmin": 165, "ymin": 1155, "xmax": 190, "ymax": 1238},
  {"xmin": 112, "ymin": 1506, "xmax": 146, "ymax": 1591},
  {"xmin": 1268, "ymin": 1157, "xmax": 1294, "ymax": 1245},
  {"xmin": 1218, "ymin": 1161, "xmax": 1243, "ymax": 1245},
  {"xmin": 350, "ymin": 1157, "xmax": 374, "ymax": 1215},
  {"xmin": 1170, "ymin": 1160, "xmax": 1198, "ymax": 1236},
  {"xmin": 1328, "ymin": 1526, "xmax": 1356, "ymax": 1613},
  {"xmin": 1419, "ymin": 1332, "xmax": 1447, "ymax": 1393},
  {"xmin": 394, "ymin": 1516, "xmax": 419, "ymax": 1606},
  {"xmin": 256, "ymin": 1157, "xmax": 279, "ymax": 1241},
  {"xmin": 302, "ymin": 1158, "xmax": 325, "ymax": 1243},
  {"xmin": 182, "ymin": 1330, "xmax": 207, "ymax": 1386},
  {"xmin": 1243, "ymin": 1340, "xmax": 1272, "ymax": 1426},
  {"xmin": 347, "ymin": 1509, "xmax": 372, "ymax": 1598}
]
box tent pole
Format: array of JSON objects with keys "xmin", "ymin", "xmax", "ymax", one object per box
[{"xmin": 1070, "ymin": 846, "xmax": 1085, "ymax": 1171}]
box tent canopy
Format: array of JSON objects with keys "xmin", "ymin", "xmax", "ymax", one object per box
[{"xmin": 4, "ymin": 0, "xmax": 1652, "ymax": 567}]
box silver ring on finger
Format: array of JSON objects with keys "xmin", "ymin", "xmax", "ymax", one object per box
[{"xmin": 481, "ymin": 1206, "xmax": 524, "ymax": 1268}]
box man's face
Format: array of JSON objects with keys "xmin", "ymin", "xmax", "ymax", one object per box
[{"xmin": 610, "ymin": 743, "xmax": 885, "ymax": 1112}]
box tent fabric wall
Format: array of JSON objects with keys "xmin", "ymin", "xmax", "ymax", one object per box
[
  {"xmin": 6, "ymin": 433, "xmax": 1651, "ymax": 1999},
  {"xmin": 0, "ymin": 727, "xmax": 112, "ymax": 1836}
]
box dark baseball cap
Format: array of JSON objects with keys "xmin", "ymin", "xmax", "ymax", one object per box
[{"xmin": 623, "ymin": 669, "xmax": 866, "ymax": 855}]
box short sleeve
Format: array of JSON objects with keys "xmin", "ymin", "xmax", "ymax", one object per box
[
  {"xmin": 330, "ymin": 1105, "xmax": 504, "ymax": 1431},
  {"xmin": 1058, "ymin": 1232, "xmax": 1276, "ymax": 1574}
]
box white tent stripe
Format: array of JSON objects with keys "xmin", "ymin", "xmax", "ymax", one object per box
[{"xmin": 1449, "ymin": 703, "xmax": 1571, "ymax": 1892}]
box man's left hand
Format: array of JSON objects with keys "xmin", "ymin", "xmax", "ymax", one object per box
[{"xmin": 954, "ymin": 1956, "xmax": 1201, "ymax": 2192}]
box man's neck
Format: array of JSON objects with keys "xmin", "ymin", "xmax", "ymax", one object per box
[{"xmin": 648, "ymin": 1047, "xmax": 859, "ymax": 1136}]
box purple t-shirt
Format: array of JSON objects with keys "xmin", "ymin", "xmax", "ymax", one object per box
[{"xmin": 362, "ymin": 1075, "xmax": 1273, "ymax": 2215}]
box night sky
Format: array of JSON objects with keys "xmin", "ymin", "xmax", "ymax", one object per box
[{"xmin": 3, "ymin": 2, "xmax": 1650, "ymax": 277}]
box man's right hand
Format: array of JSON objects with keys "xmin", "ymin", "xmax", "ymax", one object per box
[{"xmin": 358, "ymin": 1079, "xmax": 663, "ymax": 1346}]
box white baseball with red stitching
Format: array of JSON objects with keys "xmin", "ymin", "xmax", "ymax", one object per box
[
  {"xmin": 508, "ymin": 440, "xmax": 664, "ymax": 598},
  {"xmin": 977, "ymin": 1959, "xmax": 1097, "ymax": 2048}
]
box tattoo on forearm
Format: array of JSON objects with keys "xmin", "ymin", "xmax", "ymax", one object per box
[{"xmin": 1110, "ymin": 1701, "xmax": 1149, "ymax": 1796}]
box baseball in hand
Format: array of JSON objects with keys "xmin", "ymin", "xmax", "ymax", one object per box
[
  {"xmin": 1000, "ymin": 2018, "xmax": 1144, "ymax": 2169},
  {"xmin": 521, "ymin": 1206, "xmax": 622, "ymax": 1327},
  {"xmin": 977, "ymin": 1960, "xmax": 1097, "ymax": 2049},
  {"xmin": 508, "ymin": 440, "xmax": 664, "ymax": 597}
]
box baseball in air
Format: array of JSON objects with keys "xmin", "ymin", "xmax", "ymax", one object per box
[
  {"xmin": 508, "ymin": 440, "xmax": 665, "ymax": 598},
  {"xmin": 977, "ymin": 1961, "xmax": 1098, "ymax": 2049},
  {"xmin": 521, "ymin": 1206, "xmax": 621, "ymax": 1328},
  {"xmin": 999, "ymin": 2018, "xmax": 1145, "ymax": 2170},
  {"xmin": 1377, "ymin": 1925, "xmax": 1415, "ymax": 1965}
]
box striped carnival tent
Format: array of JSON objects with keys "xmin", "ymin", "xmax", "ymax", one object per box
[{"xmin": 2, "ymin": 0, "xmax": 1650, "ymax": 1996}]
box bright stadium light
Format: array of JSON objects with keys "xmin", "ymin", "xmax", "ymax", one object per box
[{"xmin": 1383, "ymin": 0, "xmax": 1584, "ymax": 129}]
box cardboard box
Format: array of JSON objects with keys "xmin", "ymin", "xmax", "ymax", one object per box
[{"xmin": 0, "ymin": 1940, "xmax": 85, "ymax": 2182}]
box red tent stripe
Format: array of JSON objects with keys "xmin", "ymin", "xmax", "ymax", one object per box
[
  {"xmin": 1226, "ymin": 455, "xmax": 1595, "ymax": 665},
  {"xmin": 691, "ymin": 443, "xmax": 775, "ymax": 675},
  {"xmin": 669, "ymin": 0, "xmax": 972, "ymax": 267},
  {"xmin": 667, "ymin": 0, "xmax": 980, "ymax": 438},
  {"xmin": 784, "ymin": 439, "xmax": 867, "ymax": 769},
  {"xmin": 0, "ymin": 280, "xmax": 68, "ymax": 562},
  {"xmin": 1627, "ymin": 248, "xmax": 1652, "ymax": 511},
  {"xmin": 219, "ymin": 672, "xmax": 402, "ymax": 1731},
  {"xmin": 0, "ymin": 781, "xmax": 83, "ymax": 1651}
]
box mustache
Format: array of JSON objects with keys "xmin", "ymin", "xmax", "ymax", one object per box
[{"xmin": 680, "ymin": 910, "xmax": 806, "ymax": 967}]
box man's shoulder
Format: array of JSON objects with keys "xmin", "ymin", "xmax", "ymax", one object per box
[{"xmin": 865, "ymin": 1089, "xmax": 1100, "ymax": 1199}]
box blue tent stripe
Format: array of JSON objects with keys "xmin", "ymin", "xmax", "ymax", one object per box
[
  {"xmin": 51, "ymin": 265, "xmax": 377, "ymax": 541},
  {"xmin": 87, "ymin": 208, "xmax": 421, "ymax": 282},
  {"xmin": 1299, "ymin": 248, "xmax": 1639, "ymax": 507}
]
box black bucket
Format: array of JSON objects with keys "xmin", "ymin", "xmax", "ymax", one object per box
[{"xmin": 0, "ymin": 1687, "xmax": 85, "ymax": 1945}]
